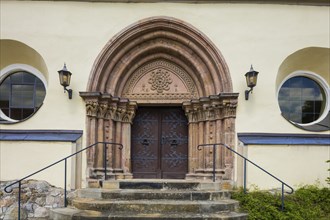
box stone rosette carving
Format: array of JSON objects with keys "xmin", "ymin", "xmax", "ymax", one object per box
[{"xmin": 148, "ymin": 69, "xmax": 173, "ymax": 93}]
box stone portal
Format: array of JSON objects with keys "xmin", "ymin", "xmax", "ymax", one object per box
[{"xmin": 80, "ymin": 16, "xmax": 238, "ymax": 182}]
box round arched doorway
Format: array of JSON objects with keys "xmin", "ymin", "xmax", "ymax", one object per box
[{"xmin": 80, "ymin": 17, "xmax": 238, "ymax": 181}]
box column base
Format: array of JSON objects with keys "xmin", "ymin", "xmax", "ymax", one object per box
[
  {"xmin": 185, "ymin": 173, "xmax": 223, "ymax": 181},
  {"xmin": 186, "ymin": 168, "xmax": 226, "ymax": 181},
  {"xmin": 89, "ymin": 167, "xmax": 133, "ymax": 180},
  {"xmin": 185, "ymin": 173, "xmax": 234, "ymax": 189}
]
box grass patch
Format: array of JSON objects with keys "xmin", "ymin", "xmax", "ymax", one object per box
[{"xmin": 232, "ymin": 185, "xmax": 330, "ymax": 220}]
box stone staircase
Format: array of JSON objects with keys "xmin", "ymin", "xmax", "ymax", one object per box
[{"xmin": 50, "ymin": 179, "xmax": 247, "ymax": 220}]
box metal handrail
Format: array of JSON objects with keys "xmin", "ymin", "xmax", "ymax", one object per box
[
  {"xmin": 197, "ymin": 143, "xmax": 294, "ymax": 211},
  {"xmin": 4, "ymin": 141, "xmax": 123, "ymax": 220}
]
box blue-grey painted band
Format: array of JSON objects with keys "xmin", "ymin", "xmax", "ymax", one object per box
[
  {"xmin": 0, "ymin": 130, "xmax": 83, "ymax": 142},
  {"xmin": 238, "ymin": 133, "xmax": 330, "ymax": 145}
]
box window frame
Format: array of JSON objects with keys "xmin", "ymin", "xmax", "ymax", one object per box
[
  {"xmin": 0, "ymin": 64, "xmax": 47, "ymax": 123},
  {"xmin": 277, "ymin": 71, "xmax": 330, "ymax": 127}
]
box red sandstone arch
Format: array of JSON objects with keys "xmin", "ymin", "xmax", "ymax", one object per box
[
  {"xmin": 87, "ymin": 16, "xmax": 232, "ymax": 97},
  {"xmin": 81, "ymin": 17, "xmax": 238, "ymax": 181}
]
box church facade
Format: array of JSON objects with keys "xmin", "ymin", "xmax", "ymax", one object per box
[{"xmin": 1, "ymin": 0, "xmax": 329, "ymax": 190}]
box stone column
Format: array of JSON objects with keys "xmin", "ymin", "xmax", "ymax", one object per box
[
  {"xmin": 183, "ymin": 93, "xmax": 238, "ymax": 181},
  {"xmin": 87, "ymin": 116, "xmax": 97, "ymax": 168},
  {"xmin": 191, "ymin": 123, "xmax": 199, "ymax": 173},
  {"xmin": 114, "ymin": 121, "xmax": 123, "ymax": 173},
  {"xmin": 96, "ymin": 100, "xmax": 115, "ymax": 178},
  {"xmin": 187, "ymin": 122, "xmax": 194, "ymax": 173},
  {"xmin": 105, "ymin": 119, "xmax": 114, "ymax": 173},
  {"xmin": 197, "ymin": 121, "xmax": 204, "ymax": 173},
  {"xmin": 121, "ymin": 122, "xmax": 132, "ymax": 175},
  {"xmin": 80, "ymin": 92, "xmax": 137, "ymax": 180},
  {"xmin": 223, "ymin": 117, "xmax": 235, "ymax": 180},
  {"xmin": 221, "ymin": 95, "xmax": 238, "ymax": 181},
  {"xmin": 215, "ymin": 119, "xmax": 224, "ymax": 169},
  {"xmin": 94, "ymin": 118, "xmax": 104, "ymax": 178},
  {"xmin": 85, "ymin": 99, "xmax": 99, "ymax": 179},
  {"xmin": 204, "ymin": 120, "xmax": 211, "ymax": 170}
]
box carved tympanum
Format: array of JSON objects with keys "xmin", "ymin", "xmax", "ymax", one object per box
[
  {"xmin": 148, "ymin": 69, "xmax": 173, "ymax": 93},
  {"xmin": 123, "ymin": 59, "xmax": 197, "ymax": 102}
]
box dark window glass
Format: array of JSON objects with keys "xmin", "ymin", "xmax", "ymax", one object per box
[
  {"xmin": 12, "ymin": 85, "xmax": 35, "ymax": 107},
  {"xmin": 23, "ymin": 74, "xmax": 36, "ymax": 84},
  {"xmin": 278, "ymin": 76, "xmax": 325, "ymax": 124},
  {"xmin": 35, "ymin": 82, "xmax": 46, "ymax": 107},
  {"xmin": 23, "ymin": 108, "xmax": 35, "ymax": 119},
  {"xmin": 10, "ymin": 108, "xmax": 23, "ymax": 120},
  {"xmin": 0, "ymin": 71, "xmax": 46, "ymax": 122},
  {"xmin": 0, "ymin": 80, "xmax": 10, "ymax": 108}
]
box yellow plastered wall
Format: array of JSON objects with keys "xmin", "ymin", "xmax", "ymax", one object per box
[
  {"xmin": 0, "ymin": 141, "xmax": 74, "ymax": 188},
  {"xmin": 241, "ymin": 144, "xmax": 330, "ymax": 189}
]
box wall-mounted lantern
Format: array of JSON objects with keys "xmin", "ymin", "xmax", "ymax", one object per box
[
  {"xmin": 245, "ymin": 65, "xmax": 259, "ymax": 100},
  {"xmin": 58, "ymin": 63, "xmax": 73, "ymax": 99}
]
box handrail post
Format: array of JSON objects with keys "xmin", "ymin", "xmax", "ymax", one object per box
[
  {"xmin": 64, "ymin": 158, "xmax": 67, "ymax": 207},
  {"xmin": 243, "ymin": 158, "xmax": 247, "ymax": 194},
  {"xmin": 281, "ymin": 183, "xmax": 284, "ymax": 211},
  {"xmin": 213, "ymin": 144, "xmax": 216, "ymax": 182},
  {"xmin": 18, "ymin": 181, "xmax": 21, "ymax": 220},
  {"xmin": 103, "ymin": 143, "xmax": 107, "ymax": 181}
]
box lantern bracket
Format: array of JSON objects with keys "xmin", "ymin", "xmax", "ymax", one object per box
[
  {"xmin": 245, "ymin": 88, "xmax": 253, "ymax": 100},
  {"xmin": 244, "ymin": 65, "xmax": 259, "ymax": 101},
  {"xmin": 64, "ymin": 86, "xmax": 73, "ymax": 99}
]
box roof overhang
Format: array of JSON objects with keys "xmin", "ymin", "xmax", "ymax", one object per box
[{"xmin": 10, "ymin": 0, "xmax": 330, "ymax": 6}]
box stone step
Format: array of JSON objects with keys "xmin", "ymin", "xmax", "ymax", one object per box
[
  {"xmin": 51, "ymin": 208, "xmax": 248, "ymax": 220},
  {"xmin": 89, "ymin": 179, "xmax": 230, "ymax": 191},
  {"xmin": 76, "ymin": 188, "xmax": 232, "ymax": 201},
  {"xmin": 51, "ymin": 180, "xmax": 246, "ymax": 219},
  {"xmin": 71, "ymin": 198, "xmax": 239, "ymax": 213}
]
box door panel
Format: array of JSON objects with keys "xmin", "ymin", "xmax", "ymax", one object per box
[
  {"xmin": 161, "ymin": 108, "xmax": 188, "ymax": 179},
  {"xmin": 131, "ymin": 107, "xmax": 188, "ymax": 179},
  {"xmin": 131, "ymin": 108, "xmax": 160, "ymax": 178}
]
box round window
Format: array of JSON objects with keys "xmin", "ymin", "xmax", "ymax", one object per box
[
  {"xmin": 278, "ymin": 76, "xmax": 326, "ymax": 125},
  {"xmin": 0, "ymin": 71, "xmax": 46, "ymax": 123}
]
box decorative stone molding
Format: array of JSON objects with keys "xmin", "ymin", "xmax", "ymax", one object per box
[
  {"xmin": 80, "ymin": 92, "xmax": 137, "ymax": 123},
  {"xmin": 87, "ymin": 17, "xmax": 233, "ymax": 97},
  {"xmin": 183, "ymin": 93, "xmax": 239, "ymax": 123},
  {"xmin": 97, "ymin": 102, "xmax": 108, "ymax": 119},
  {"xmin": 122, "ymin": 59, "xmax": 198, "ymax": 102},
  {"xmin": 86, "ymin": 101, "xmax": 99, "ymax": 117}
]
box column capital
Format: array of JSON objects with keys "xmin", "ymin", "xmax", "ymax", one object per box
[
  {"xmin": 182, "ymin": 93, "xmax": 239, "ymax": 123},
  {"xmin": 80, "ymin": 92, "xmax": 138, "ymax": 123}
]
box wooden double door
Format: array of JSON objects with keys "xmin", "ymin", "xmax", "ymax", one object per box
[{"xmin": 131, "ymin": 107, "xmax": 188, "ymax": 179}]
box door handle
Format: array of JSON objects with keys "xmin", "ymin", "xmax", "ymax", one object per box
[
  {"xmin": 161, "ymin": 138, "xmax": 179, "ymax": 146},
  {"xmin": 141, "ymin": 139, "xmax": 149, "ymax": 146},
  {"xmin": 170, "ymin": 139, "xmax": 178, "ymax": 146}
]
